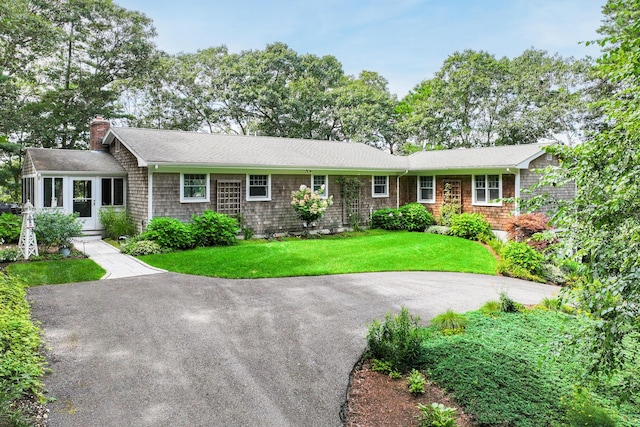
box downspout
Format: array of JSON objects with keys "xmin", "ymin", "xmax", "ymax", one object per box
[
  {"xmin": 396, "ymin": 170, "xmax": 409, "ymax": 209},
  {"xmin": 147, "ymin": 166, "xmax": 154, "ymax": 231}
]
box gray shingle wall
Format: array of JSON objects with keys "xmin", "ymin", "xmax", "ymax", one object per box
[
  {"xmin": 520, "ymin": 154, "xmax": 576, "ymax": 215},
  {"xmin": 22, "ymin": 152, "xmax": 36, "ymax": 176},
  {"xmin": 110, "ymin": 143, "xmax": 148, "ymax": 233}
]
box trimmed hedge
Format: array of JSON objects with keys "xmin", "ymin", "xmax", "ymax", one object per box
[{"xmin": 448, "ymin": 213, "xmax": 492, "ymax": 240}]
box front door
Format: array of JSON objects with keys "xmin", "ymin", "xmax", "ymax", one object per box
[{"xmin": 72, "ymin": 178, "xmax": 96, "ymax": 230}]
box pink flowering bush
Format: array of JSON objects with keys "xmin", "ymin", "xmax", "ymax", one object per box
[{"xmin": 290, "ymin": 184, "xmax": 333, "ymax": 223}]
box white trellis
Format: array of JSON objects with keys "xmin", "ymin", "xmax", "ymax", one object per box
[{"xmin": 17, "ymin": 201, "xmax": 38, "ymax": 260}]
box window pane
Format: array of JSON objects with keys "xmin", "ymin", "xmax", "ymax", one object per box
[
  {"xmin": 54, "ymin": 178, "xmax": 63, "ymax": 207},
  {"xmin": 313, "ymin": 175, "xmax": 326, "ymax": 193},
  {"xmin": 44, "ymin": 178, "xmax": 52, "ymax": 207},
  {"xmin": 421, "ymin": 188, "xmax": 433, "ymax": 200},
  {"xmin": 102, "ymin": 178, "xmax": 112, "ymax": 206},
  {"xmin": 476, "ymin": 189, "xmax": 486, "ymax": 202},
  {"xmin": 183, "ymin": 174, "xmax": 206, "ymax": 199},
  {"xmin": 489, "ymin": 188, "xmax": 500, "ymax": 201},
  {"xmin": 114, "ymin": 179, "xmax": 124, "ymax": 206},
  {"xmin": 488, "ymin": 175, "xmax": 500, "ymax": 188},
  {"xmin": 475, "ymin": 175, "xmax": 486, "ymax": 189}
]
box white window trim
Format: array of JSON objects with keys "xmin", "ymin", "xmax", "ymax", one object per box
[
  {"xmin": 180, "ymin": 173, "xmax": 210, "ymax": 203},
  {"xmin": 472, "ymin": 174, "xmax": 502, "ymax": 206},
  {"xmin": 372, "ymin": 175, "xmax": 389, "ymax": 198},
  {"xmin": 311, "ymin": 175, "xmax": 328, "ymax": 198},
  {"xmin": 246, "ymin": 174, "xmax": 271, "ymax": 201},
  {"xmin": 417, "ymin": 175, "xmax": 436, "ymax": 204}
]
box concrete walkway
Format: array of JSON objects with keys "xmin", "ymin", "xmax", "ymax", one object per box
[{"xmin": 73, "ymin": 237, "xmax": 165, "ymax": 279}]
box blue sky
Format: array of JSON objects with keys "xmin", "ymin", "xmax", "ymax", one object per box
[{"xmin": 116, "ymin": 0, "xmax": 606, "ymax": 96}]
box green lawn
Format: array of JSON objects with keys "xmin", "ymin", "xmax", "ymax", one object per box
[
  {"xmin": 6, "ymin": 259, "xmax": 106, "ymax": 286},
  {"xmin": 140, "ymin": 230, "xmax": 497, "ymax": 278}
]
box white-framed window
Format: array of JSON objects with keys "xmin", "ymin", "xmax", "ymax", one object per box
[
  {"xmin": 43, "ymin": 177, "xmax": 64, "ymax": 207},
  {"xmin": 102, "ymin": 178, "xmax": 125, "ymax": 206},
  {"xmin": 247, "ymin": 174, "xmax": 271, "ymax": 201},
  {"xmin": 417, "ymin": 176, "xmax": 435, "ymax": 203},
  {"xmin": 372, "ymin": 175, "xmax": 389, "ymax": 198},
  {"xmin": 180, "ymin": 173, "xmax": 210, "ymax": 203},
  {"xmin": 312, "ymin": 175, "xmax": 328, "ymax": 198},
  {"xmin": 473, "ymin": 174, "xmax": 501, "ymax": 205}
]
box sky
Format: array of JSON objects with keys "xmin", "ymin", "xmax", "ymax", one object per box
[{"xmin": 115, "ymin": 0, "xmax": 606, "ymax": 97}]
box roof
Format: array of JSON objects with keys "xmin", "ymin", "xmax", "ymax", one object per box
[
  {"xmin": 104, "ymin": 127, "xmax": 409, "ymax": 171},
  {"xmin": 408, "ymin": 144, "xmax": 549, "ymax": 170},
  {"xmin": 26, "ymin": 148, "xmax": 126, "ymax": 173}
]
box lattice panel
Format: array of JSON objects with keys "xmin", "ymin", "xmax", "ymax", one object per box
[{"xmin": 216, "ymin": 181, "xmax": 241, "ymax": 215}]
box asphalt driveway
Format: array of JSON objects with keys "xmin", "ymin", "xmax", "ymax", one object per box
[{"xmin": 28, "ymin": 272, "xmax": 559, "ymax": 426}]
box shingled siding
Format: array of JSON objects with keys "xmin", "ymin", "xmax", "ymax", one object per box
[
  {"xmin": 401, "ymin": 174, "xmax": 516, "ymax": 230},
  {"xmin": 109, "ymin": 143, "xmax": 148, "ymax": 233},
  {"xmin": 520, "ymin": 154, "xmax": 576, "ymax": 215},
  {"xmin": 22, "ymin": 152, "xmax": 36, "ymax": 176}
]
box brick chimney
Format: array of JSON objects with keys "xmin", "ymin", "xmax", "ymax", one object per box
[{"xmin": 89, "ymin": 116, "xmax": 110, "ymax": 151}]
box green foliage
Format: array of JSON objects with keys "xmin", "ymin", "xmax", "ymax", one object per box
[
  {"xmin": 0, "ymin": 248, "xmax": 19, "ymax": 263},
  {"xmin": 499, "ymin": 291, "xmax": 525, "ymax": 313},
  {"xmin": 0, "ymin": 214, "xmax": 21, "ymax": 244},
  {"xmin": 497, "ymin": 258, "xmax": 547, "ymax": 283},
  {"xmin": 426, "ymin": 225, "xmax": 450, "ymax": 235},
  {"xmin": 438, "ymin": 183, "xmax": 461, "ymax": 227},
  {"xmin": 120, "ymin": 240, "xmax": 163, "ymax": 256},
  {"xmin": 565, "ymin": 387, "xmax": 618, "ymax": 427},
  {"xmin": 430, "ymin": 310, "xmax": 468, "ymax": 335},
  {"xmin": 448, "ymin": 213, "xmax": 492, "ymax": 240},
  {"xmin": 141, "ymin": 217, "xmax": 194, "ymax": 250},
  {"xmin": 191, "ymin": 210, "xmax": 239, "ymax": 247},
  {"xmin": 540, "ymin": 262, "xmax": 567, "ymax": 285},
  {"xmin": 500, "ymin": 241, "xmax": 544, "ymax": 274},
  {"xmin": 416, "ymin": 402, "xmax": 458, "ymax": 427},
  {"xmin": 371, "ymin": 203, "xmax": 435, "ymax": 232},
  {"xmin": 290, "ymin": 184, "xmax": 334, "ymax": 224},
  {"xmin": 98, "ymin": 208, "xmax": 135, "ymax": 240},
  {"xmin": 33, "ymin": 209, "xmax": 82, "ymax": 250},
  {"xmin": 408, "ymin": 369, "xmax": 426, "ymax": 395},
  {"xmin": 0, "ymin": 275, "xmax": 45, "ymax": 402},
  {"xmin": 366, "ymin": 307, "xmax": 424, "ymax": 373},
  {"xmin": 370, "ymin": 359, "xmax": 401, "ymax": 379},
  {"xmin": 479, "ymin": 300, "xmax": 501, "ymax": 315}
]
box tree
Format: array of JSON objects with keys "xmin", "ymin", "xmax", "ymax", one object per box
[
  {"xmin": 546, "ymin": 0, "xmax": 640, "ymax": 377},
  {"xmin": 399, "ymin": 49, "xmax": 593, "ymax": 150}
]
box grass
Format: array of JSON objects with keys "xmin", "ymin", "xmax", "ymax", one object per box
[
  {"xmin": 139, "ymin": 230, "xmax": 498, "ymax": 278},
  {"xmin": 418, "ymin": 309, "xmax": 639, "ymax": 427},
  {"xmin": 6, "ymin": 259, "xmax": 106, "ymax": 286}
]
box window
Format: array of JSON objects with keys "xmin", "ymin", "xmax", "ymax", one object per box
[
  {"xmin": 312, "ymin": 175, "xmax": 328, "ymax": 198},
  {"xmin": 181, "ymin": 173, "xmax": 209, "ymax": 202},
  {"xmin": 102, "ymin": 178, "xmax": 124, "ymax": 206},
  {"xmin": 474, "ymin": 174, "xmax": 501, "ymax": 205},
  {"xmin": 44, "ymin": 177, "xmax": 64, "ymax": 207},
  {"xmin": 22, "ymin": 177, "xmax": 35, "ymax": 205},
  {"xmin": 417, "ymin": 176, "xmax": 435, "ymax": 203},
  {"xmin": 247, "ymin": 174, "xmax": 271, "ymax": 201},
  {"xmin": 372, "ymin": 175, "xmax": 388, "ymax": 197}
]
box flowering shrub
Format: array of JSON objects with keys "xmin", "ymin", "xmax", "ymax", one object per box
[{"xmin": 290, "ymin": 185, "xmax": 333, "ymax": 223}]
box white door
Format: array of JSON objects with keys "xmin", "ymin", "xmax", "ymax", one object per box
[{"xmin": 72, "ymin": 178, "xmax": 96, "ymax": 230}]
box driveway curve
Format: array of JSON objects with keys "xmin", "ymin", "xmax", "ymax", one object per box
[{"xmin": 28, "ymin": 272, "xmax": 559, "ymax": 426}]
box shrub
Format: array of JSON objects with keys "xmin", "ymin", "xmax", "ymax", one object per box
[
  {"xmin": 0, "ymin": 248, "xmax": 19, "ymax": 263},
  {"xmin": 497, "ymin": 259, "xmax": 546, "ymax": 283},
  {"xmin": 398, "ymin": 203, "xmax": 436, "ymax": 231},
  {"xmin": 33, "ymin": 209, "xmax": 82, "ymax": 250},
  {"xmin": 408, "ymin": 369, "xmax": 426, "ymax": 395},
  {"xmin": 505, "ymin": 213, "xmax": 550, "ymax": 242},
  {"xmin": 416, "ymin": 402, "xmax": 457, "ymax": 427},
  {"xmin": 371, "ymin": 208, "xmax": 404, "ymax": 230},
  {"xmin": 0, "ymin": 213, "xmax": 21, "ymax": 244},
  {"xmin": 121, "ymin": 239, "xmax": 162, "ymax": 256},
  {"xmin": 426, "ymin": 225, "xmax": 450, "ymax": 235},
  {"xmin": 528, "ymin": 230, "xmax": 559, "ymax": 252},
  {"xmin": 366, "ymin": 307, "xmax": 424, "ymax": 373},
  {"xmin": 430, "ymin": 309, "xmax": 468, "ymax": 334},
  {"xmin": 141, "ymin": 217, "xmax": 194, "ymax": 250},
  {"xmin": 540, "ymin": 263, "xmax": 566, "ymax": 285},
  {"xmin": 448, "ymin": 213, "xmax": 492, "ymax": 240},
  {"xmin": 290, "ymin": 184, "xmax": 333, "ymax": 223},
  {"xmin": 499, "ymin": 291, "xmax": 524, "ymax": 313},
  {"xmin": 98, "ymin": 208, "xmax": 135, "ymax": 240},
  {"xmin": 501, "ymin": 241, "xmax": 544, "ymax": 274},
  {"xmin": 191, "ymin": 210, "xmax": 239, "ymax": 247},
  {"xmin": 371, "ymin": 359, "xmax": 401, "ymax": 378}
]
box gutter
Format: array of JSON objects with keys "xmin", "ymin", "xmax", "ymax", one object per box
[{"xmin": 396, "ymin": 170, "xmax": 409, "ymax": 209}]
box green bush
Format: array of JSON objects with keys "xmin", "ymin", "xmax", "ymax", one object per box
[
  {"xmin": 0, "ymin": 248, "xmax": 19, "ymax": 262},
  {"xmin": 501, "ymin": 241, "xmax": 544, "ymax": 274},
  {"xmin": 121, "ymin": 239, "xmax": 163, "ymax": 256},
  {"xmin": 426, "ymin": 225, "xmax": 450, "ymax": 235},
  {"xmin": 370, "ymin": 208, "xmax": 404, "ymax": 230},
  {"xmin": 0, "ymin": 214, "xmax": 21, "ymax": 244},
  {"xmin": 98, "ymin": 208, "xmax": 135, "ymax": 240},
  {"xmin": 417, "ymin": 402, "xmax": 457, "ymax": 427},
  {"xmin": 499, "ymin": 291, "xmax": 525, "ymax": 313},
  {"xmin": 430, "ymin": 310, "xmax": 468, "ymax": 334},
  {"xmin": 398, "ymin": 203, "xmax": 436, "ymax": 231},
  {"xmin": 191, "ymin": 210, "xmax": 239, "ymax": 247},
  {"xmin": 540, "ymin": 263, "xmax": 566, "ymax": 285},
  {"xmin": 141, "ymin": 217, "xmax": 194, "ymax": 250},
  {"xmin": 33, "ymin": 209, "xmax": 82, "ymax": 250},
  {"xmin": 497, "ymin": 259, "xmax": 546, "ymax": 283},
  {"xmin": 366, "ymin": 307, "xmax": 424, "ymax": 373},
  {"xmin": 0, "ymin": 275, "xmax": 45, "ymax": 402},
  {"xmin": 448, "ymin": 213, "xmax": 492, "ymax": 240},
  {"xmin": 408, "ymin": 369, "xmax": 426, "ymax": 395}
]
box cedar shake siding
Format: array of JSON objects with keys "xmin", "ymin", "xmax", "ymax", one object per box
[
  {"xmin": 520, "ymin": 154, "xmax": 576, "ymax": 215},
  {"xmin": 109, "ymin": 142, "xmax": 148, "ymax": 232},
  {"xmin": 22, "ymin": 152, "xmax": 37, "ymax": 176}
]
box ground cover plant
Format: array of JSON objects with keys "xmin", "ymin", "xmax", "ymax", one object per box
[
  {"xmin": 138, "ymin": 230, "xmax": 498, "ymax": 278},
  {"xmin": 0, "ymin": 274, "xmax": 46, "ymax": 425},
  {"xmin": 6, "ymin": 259, "xmax": 105, "ymax": 286}
]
